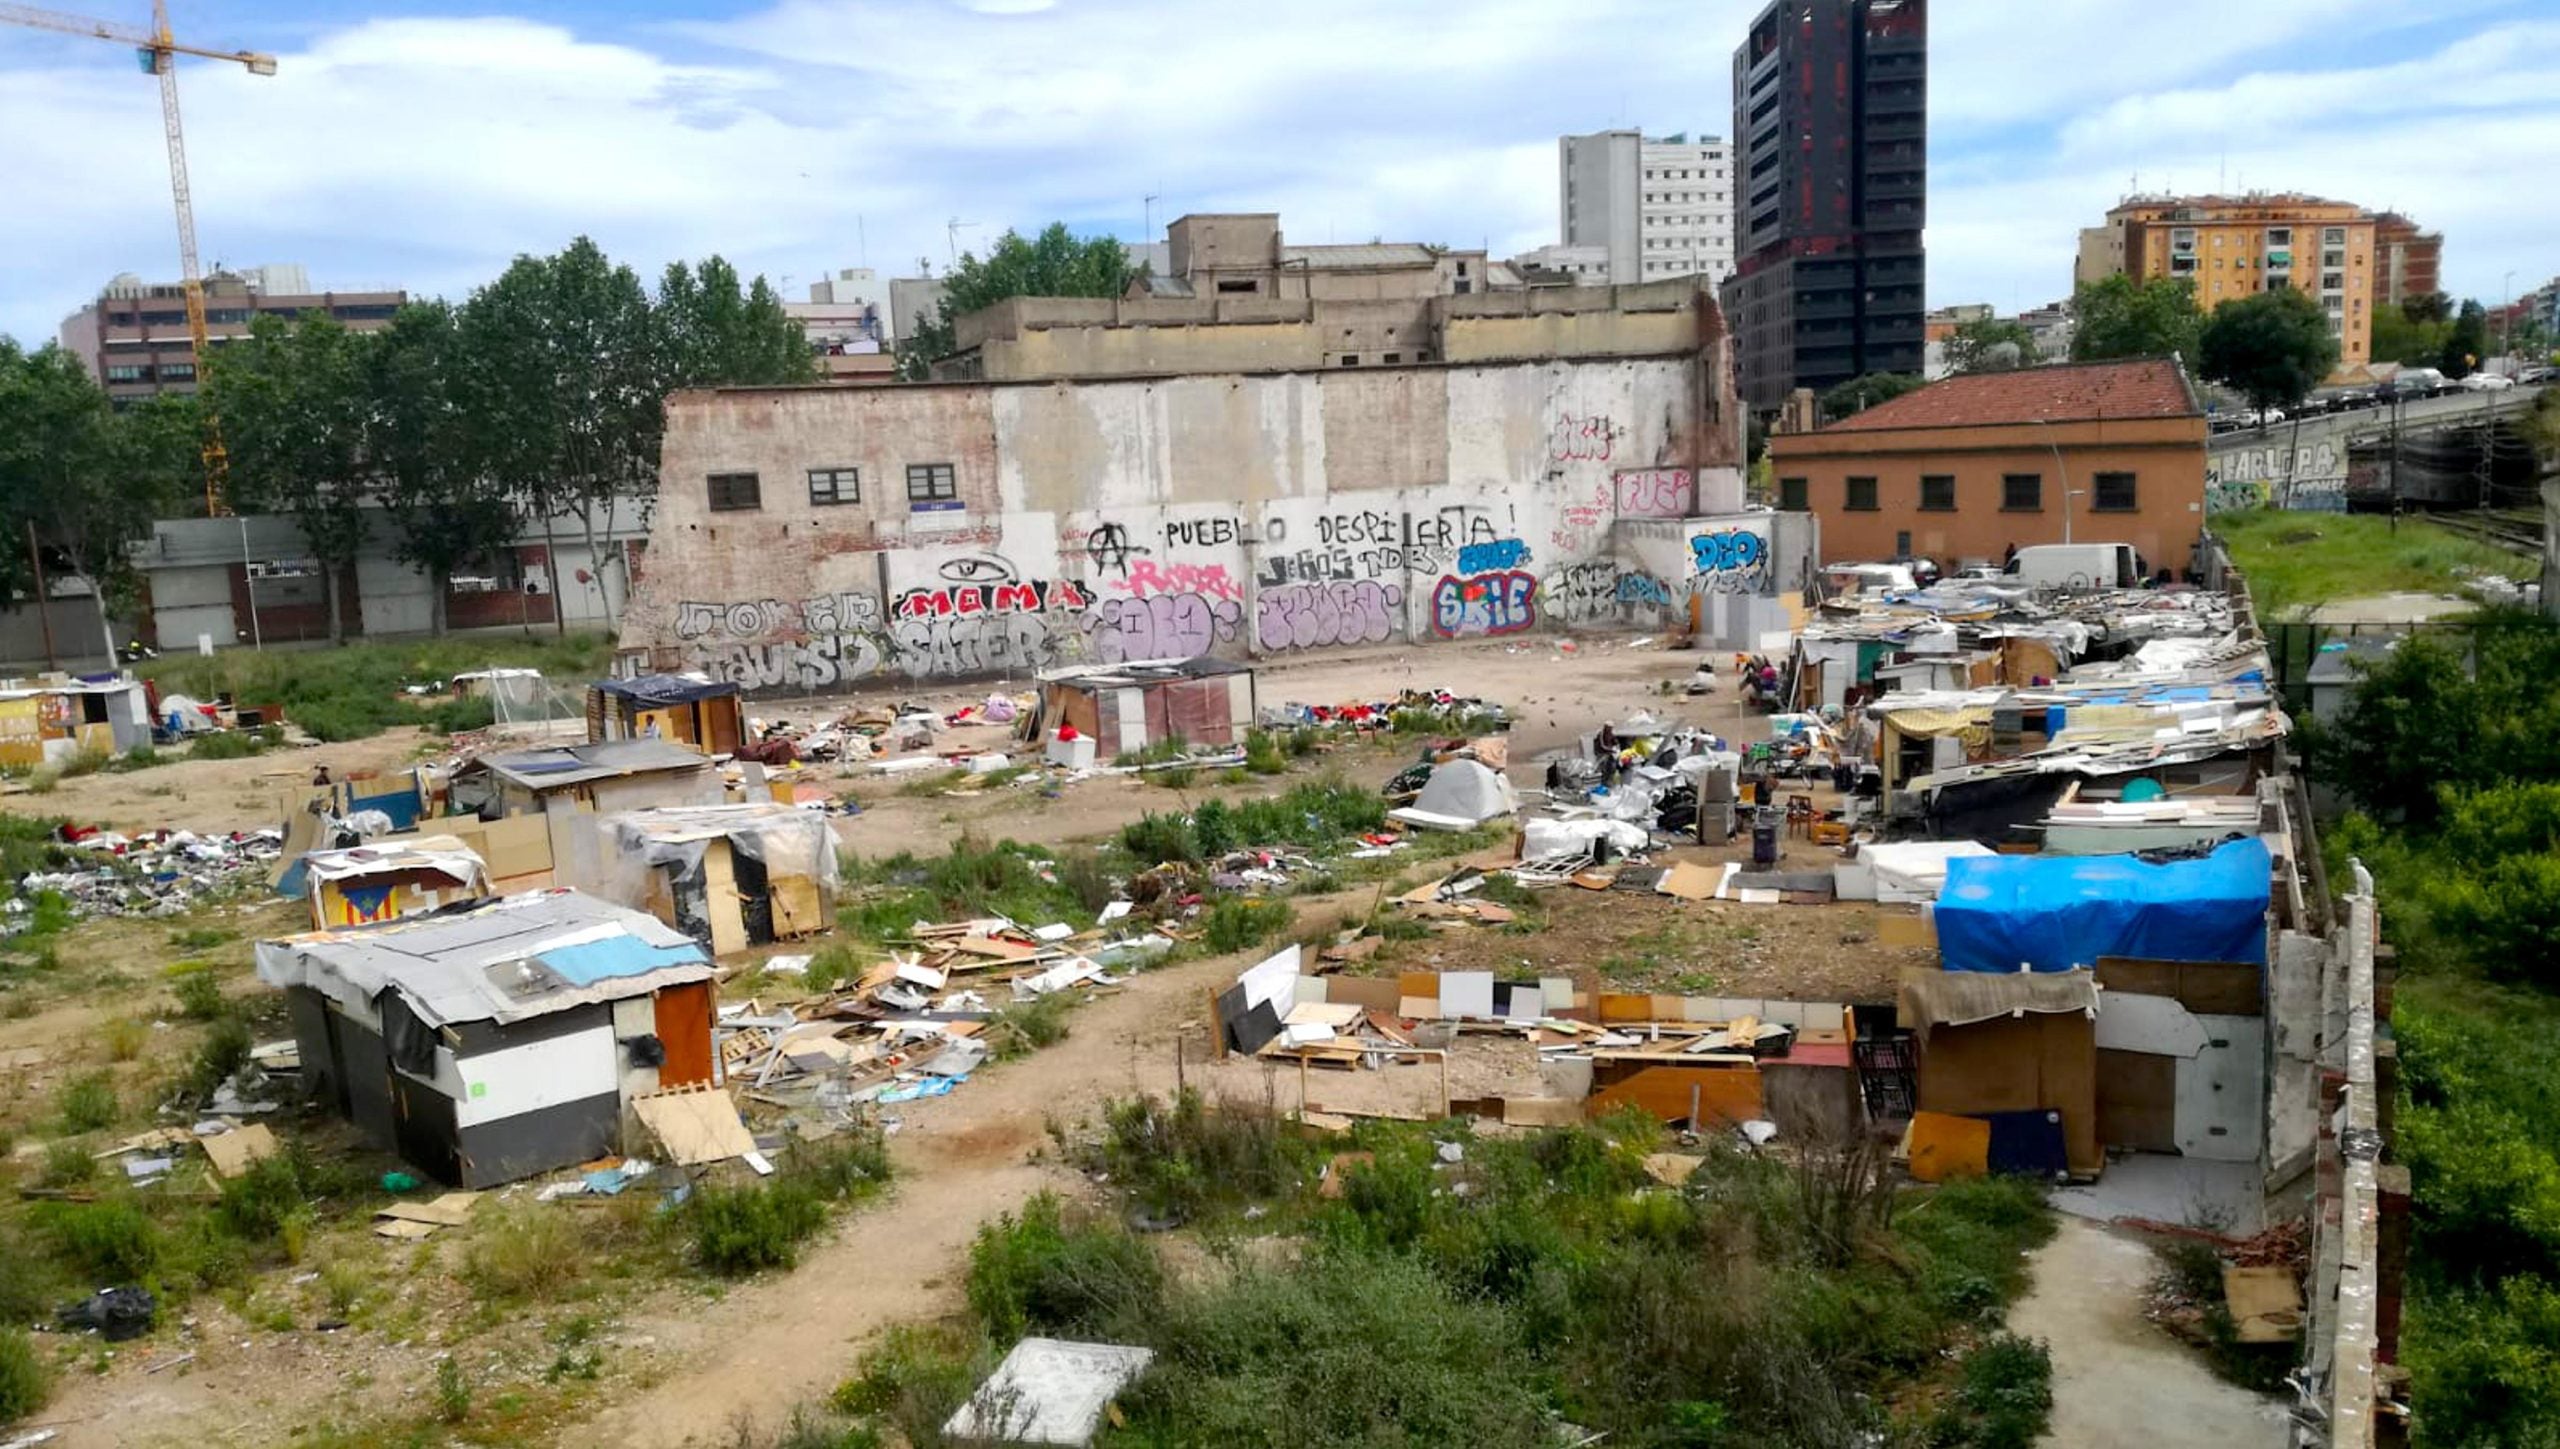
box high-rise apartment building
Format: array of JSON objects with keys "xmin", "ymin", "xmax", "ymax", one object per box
[
  {"xmin": 56, "ymin": 267, "xmax": 405, "ymax": 405},
  {"xmin": 2370, "ymin": 211, "xmax": 2443, "ymax": 310},
  {"xmin": 1558, "ymin": 130, "xmax": 1736, "ymax": 289},
  {"xmin": 2085, "ymin": 194, "xmax": 2377, "ymax": 375},
  {"xmin": 1720, "ymin": 0, "xmax": 1927, "ymax": 412}
]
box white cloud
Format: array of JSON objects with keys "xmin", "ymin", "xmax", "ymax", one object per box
[{"xmin": 1, "ymin": 0, "xmax": 2553, "ymax": 348}]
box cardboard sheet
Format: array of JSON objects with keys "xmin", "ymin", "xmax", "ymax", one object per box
[
  {"xmin": 197, "ymin": 1123, "xmax": 280, "ymax": 1179},
  {"xmin": 631, "ymin": 1087, "xmax": 758, "ymax": 1166}
]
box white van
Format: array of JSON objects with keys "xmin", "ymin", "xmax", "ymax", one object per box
[{"xmin": 2003, "ymin": 543, "xmax": 2142, "ymax": 590}]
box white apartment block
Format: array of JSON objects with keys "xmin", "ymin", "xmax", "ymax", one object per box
[{"xmin": 1558, "ymin": 129, "xmax": 1735, "ymax": 288}]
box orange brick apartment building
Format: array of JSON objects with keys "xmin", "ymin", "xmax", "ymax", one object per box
[{"xmin": 1770, "ymin": 358, "xmax": 2208, "ymax": 574}]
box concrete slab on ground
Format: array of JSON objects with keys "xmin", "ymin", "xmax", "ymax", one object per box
[
  {"xmin": 2052, "ymin": 1153, "xmax": 2264, "ymax": 1234},
  {"xmin": 2008, "ymin": 1217, "xmax": 2288, "ymax": 1449}
]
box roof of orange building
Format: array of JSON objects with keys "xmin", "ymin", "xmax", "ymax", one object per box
[{"xmin": 1817, "ymin": 358, "xmax": 2201, "ymax": 433}]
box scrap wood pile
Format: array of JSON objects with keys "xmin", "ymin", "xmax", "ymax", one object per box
[
  {"xmin": 726, "ymin": 915, "xmax": 1170, "ymax": 1110},
  {"xmin": 1218, "ymin": 946, "xmax": 1845, "ymax": 1077},
  {"xmin": 8, "ymin": 824, "xmax": 285, "ymax": 933}
]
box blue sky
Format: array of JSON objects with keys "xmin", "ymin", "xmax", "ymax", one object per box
[{"xmin": 3, "ymin": 0, "xmax": 2554, "ymax": 346}]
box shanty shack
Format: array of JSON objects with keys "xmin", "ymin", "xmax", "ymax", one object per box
[
  {"xmin": 256, "ymin": 891, "xmax": 717, "ymax": 1187},
  {"xmin": 449, "ymin": 738, "xmax": 718, "ymax": 820},
  {"xmin": 1027, "ymin": 659, "xmax": 1255, "ymax": 755},
  {"xmin": 0, "ymin": 676, "xmax": 151, "ymax": 766},
  {"xmin": 566, "ymin": 804, "xmax": 839, "ymax": 957},
  {"xmin": 586, "ymin": 674, "xmax": 744, "ymax": 755},
  {"xmin": 281, "ymin": 835, "xmax": 491, "ymax": 930}
]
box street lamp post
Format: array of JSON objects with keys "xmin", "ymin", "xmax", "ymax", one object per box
[
  {"xmin": 2503, "ymin": 270, "xmax": 2518, "ymax": 377},
  {"xmin": 2036, "ymin": 417, "xmax": 2076, "ymax": 546}
]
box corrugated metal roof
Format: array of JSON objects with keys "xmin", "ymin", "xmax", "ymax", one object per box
[
  {"xmin": 254, "ymin": 888, "xmax": 712, "ymax": 1027},
  {"xmin": 469, "ymin": 737, "xmax": 712, "ymax": 791}
]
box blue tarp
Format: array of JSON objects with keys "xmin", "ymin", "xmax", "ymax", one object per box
[
  {"xmin": 538, "ymin": 935, "xmax": 708, "ymax": 986},
  {"xmin": 1934, "ymin": 837, "xmax": 2272, "ymax": 974}
]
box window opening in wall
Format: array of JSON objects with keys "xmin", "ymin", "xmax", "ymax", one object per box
[
  {"xmin": 707, "ymin": 472, "xmax": 762, "ymax": 512},
  {"xmin": 1845, "ymin": 476, "xmax": 1879, "ymax": 511},
  {"xmin": 807, "ymin": 467, "xmax": 859, "ymax": 506},
  {"xmin": 905, "ymin": 463, "xmax": 957, "ymax": 504},
  {"xmin": 1919, "ymin": 474, "xmax": 1954, "ymax": 511},
  {"xmin": 2093, "ymin": 472, "xmax": 2137, "ymax": 513},
  {"xmin": 2002, "ymin": 473, "xmax": 2042, "ymax": 511}
]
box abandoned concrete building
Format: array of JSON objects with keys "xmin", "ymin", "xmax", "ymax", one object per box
[{"xmin": 617, "ymin": 277, "xmax": 1825, "ymax": 693}]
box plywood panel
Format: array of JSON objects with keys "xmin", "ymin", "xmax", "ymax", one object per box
[
  {"xmin": 2096, "ymin": 1048, "xmax": 2179, "ymax": 1153},
  {"xmin": 2177, "ymin": 1016, "xmax": 2264, "ymax": 1162},
  {"xmin": 1917, "ymin": 1012, "xmax": 2099, "ymax": 1176},
  {"xmin": 1587, "ymin": 1063, "xmax": 1763, "ymax": 1126}
]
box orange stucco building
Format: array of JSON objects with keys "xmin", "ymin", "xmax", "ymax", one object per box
[
  {"xmin": 1771, "ymin": 357, "xmax": 2208, "ymax": 574},
  {"xmin": 2080, "ymin": 193, "xmax": 2378, "ymax": 379}
]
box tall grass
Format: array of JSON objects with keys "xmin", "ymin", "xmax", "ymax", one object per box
[{"xmin": 141, "ymin": 634, "xmax": 613, "ymax": 742}]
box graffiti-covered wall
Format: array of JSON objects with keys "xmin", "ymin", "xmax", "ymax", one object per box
[
  {"xmin": 622, "ymin": 352, "xmax": 1752, "ymax": 692},
  {"xmin": 2206, "ymin": 438, "xmax": 2347, "ymax": 515}
]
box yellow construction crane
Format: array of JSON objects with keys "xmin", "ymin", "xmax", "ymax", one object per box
[{"xmin": 0, "ymin": 1, "xmax": 274, "ymax": 512}]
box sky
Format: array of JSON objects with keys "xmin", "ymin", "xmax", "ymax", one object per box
[{"xmin": 2, "ymin": 0, "xmax": 2555, "ymax": 346}]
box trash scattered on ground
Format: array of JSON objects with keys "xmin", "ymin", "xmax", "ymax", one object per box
[
  {"xmin": 57, "ymin": 1286, "xmax": 156, "ymax": 1341},
  {"xmin": 6, "ymin": 826, "xmax": 283, "ymax": 935}
]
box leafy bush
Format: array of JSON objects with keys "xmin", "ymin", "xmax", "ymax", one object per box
[
  {"xmin": 99, "ymin": 1016, "xmax": 146, "ymax": 1062},
  {"xmin": 1950, "ymin": 1333, "xmax": 2054, "ymax": 1449},
  {"xmin": 170, "ymin": 963, "xmax": 226, "ymax": 1020},
  {"xmin": 33, "ymin": 1198, "xmax": 159, "ymax": 1283},
  {"xmin": 1243, "ymin": 728, "xmax": 1289, "ymax": 776},
  {"xmin": 143, "ymin": 635, "xmax": 612, "ymax": 745},
  {"xmin": 1202, "ymin": 896, "xmax": 1291, "ymax": 954},
  {"xmin": 38, "ymin": 1140, "xmax": 95, "ymax": 1189},
  {"xmin": 688, "ymin": 1133, "xmax": 890, "ymax": 1277},
  {"xmin": 1118, "ymin": 810, "xmax": 1198, "ymax": 866},
  {"xmin": 104, "ymin": 744, "xmax": 163, "ymax": 773},
  {"xmin": 55, "ymin": 1070, "xmax": 116, "ymax": 1133},
  {"xmin": 833, "ymin": 1323, "xmax": 981, "ymax": 1442},
  {"xmin": 216, "ymin": 1145, "xmax": 322, "ymax": 1244},
  {"xmin": 0, "ymin": 1328, "xmax": 48, "ymax": 1427},
  {"xmin": 985, "ymin": 993, "xmax": 1071, "ymax": 1060},
  {"xmin": 2406, "ymin": 1274, "xmax": 2560, "ymax": 1448},
  {"xmin": 186, "ymin": 729, "xmax": 272, "ymax": 762},
  {"xmin": 56, "ymin": 745, "xmax": 110, "ymax": 779},
  {"xmin": 964, "ymin": 1192, "xmax": 1163, "ymax": 1343},
  {"xmin": 1075, "ymin": 1091, "xmax": 1308, "ymax": 1222},
  {"xmin": 18, "ymin": 890, "xmax": 72, "ymax": 939},
  {"xmin": 418, "ymin": 695, "xmax": 497, "ymax": 735},
  {"xmin": 463, "ymin": 1204, "xmax": 587, "ymax": 1302},
  {"xmin": 844, "ymin": 836, "xmax": 1088, "ymax": 936},
  {"xmin": 187, "ymin": 1016, "xmax": 255, "ymax": 1101}
]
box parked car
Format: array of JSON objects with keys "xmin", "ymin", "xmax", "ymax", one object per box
[
  {"xmin": 2519, "ymin": 365, "xmax": 2554, "ymax": 385},
  {"xmin": 1950, "ymin": 564, "xmax": 2006, "ymax": 583},
  {"xmin": 2462, "ymin": 372, "xmax": 2517, "ymax": 392},
  {"xmin": 2243, "ymin": 407, "xmax": 2287, "ymax": 427}
]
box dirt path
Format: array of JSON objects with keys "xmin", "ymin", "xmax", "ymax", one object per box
[
  {"xmin": 2006, "ymin": 1217, "xmax": 2286, "ymax": 1448},
  {"xmin": 560, "ymin": 887, "xmax": 1386, "ymax": 1449}
]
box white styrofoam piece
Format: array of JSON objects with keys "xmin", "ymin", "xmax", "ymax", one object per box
[
  {"xmin": 451, "ymin": 1024, "xmax": 617, "ymax": 1129},
  {"xmin": 945, "ymin": 1337, "xmax": 1155, "ymax": 1448},
  {"xmin": 1439, "ymin": 970, "xmax": 1496, "ymax": 1019},
  {"xmin": 2177, "ymin": 1016, "xmax": 2266, "ymax": 1163},
  {"xmin": 1540, "ymin": 977, "xmax": 1575, "ymax": 1011},
  {"xmin": 1236, "ymin": 944, "xmax": 1301, "ymax": 1014},
  {"xmin": 2094, "ymin": 992, "xmax": 2211, "ymax": 1058}
]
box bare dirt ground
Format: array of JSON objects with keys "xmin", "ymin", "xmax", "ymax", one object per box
[
  {"xmin": 18, "ymin": 635, "xmax": 1799, "ymax": 1446},
  {"xmin": 2008, "ymin": 1218, "xmax": 2287, "ymax": 1448}
]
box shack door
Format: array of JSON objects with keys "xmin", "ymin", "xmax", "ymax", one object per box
[
  {"xmin": 2095, "ymin": 1048, "xmax": 2178, "ymax": 1153},
  {"xmin": 653, "ymin": 981, "xmax": 715, "ymax": 1088}
]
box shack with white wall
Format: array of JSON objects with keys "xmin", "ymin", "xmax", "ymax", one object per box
[{"xmin": 255, "ymin": 891, "xmax": 718, "ymax": 1187}]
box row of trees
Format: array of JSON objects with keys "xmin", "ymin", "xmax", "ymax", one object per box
[
  {"xmin": 0, "ymin": 343, "xmax": 197, "ymax": 660},
  {"xmin": 1, "ymin": 238, "xmax": 814, "ymax": 654},
  {"xmin": 210, "ymin": 239, "xmax": 814, "ymax": 639},
  {"xmin": 1825, "ymin": 276, "xmax": 2341, "ymax": 424}
]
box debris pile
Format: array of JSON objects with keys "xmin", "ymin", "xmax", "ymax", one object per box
[{"xmin": 10, "ymin": 826, "xmax": 284, "ymax": 933}]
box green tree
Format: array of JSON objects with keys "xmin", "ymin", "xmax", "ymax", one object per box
[
  {"xmin": 895, "ymin": 224, "xmax": 1137, "ymax": 379},
  {"xmin": 2069, "ymin": 275, "xmax": 2204, "ymax": 362},
  {"xmin": 2404, "ymin": 291, "xmax": 2453, "ymax": 325},
  {"xmin": 2371, "ymin": 303, "xmax": 2453, "ymax": 368},
  {"xmin": 655, "ymin": 256, "xmax": 815, "ymax": 389},
  {"xmin": 1818, "ymin": 372, "xmax": 1925, "ymax": 422},
  {"xmin": 1944, "ymin": 317, "xmax": 2039, "ymax": 375},
  {"xmin": 0, "ymin": 342, "xmax": 193, "ymax": 661},
  {"xmin": 2440, "ymin": 299, "xmax": 2489, "ymax": 380},
  {"xmin": 460, "ymin": 238, "xmax": 663, "ymax": 635},
  {"xmin": 2198, "ymin": 287, "xmax": 2339, "ymax": 415},
  {"xmin": 204, "ymin": 314, "xmax": 377, "ymax": 643},
  {"xmin": 369, "ymin": 301, "xmax": 521, "ymax": 636}
]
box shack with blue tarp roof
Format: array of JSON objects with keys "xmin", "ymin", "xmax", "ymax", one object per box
[{"xmin": 255, "ymin": 890, "xmax": 719, "ymax": 1186}]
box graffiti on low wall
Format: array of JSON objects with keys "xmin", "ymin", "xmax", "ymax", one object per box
[
  {"xmin": 2208, "ymin": 440, "xmax": 2344, "ymax": 514},
  {"xmin": 1689, "ymin": 528, "xmax": 1768, "ymax": 594},
  {"xmin": 1430, "ymin": 568, "xmax": 1537, "ymax": 638},
  {"xmin": 1255, "ymin": 580, "xmax": 1401, "ymax": 653}
]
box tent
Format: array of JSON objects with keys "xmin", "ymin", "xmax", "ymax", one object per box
[
  {"xmin": 1388, "ymin": 759, "xmax": 1519, "ymax": 831},
  {"xmin": 1933, "ymin": 838, "xmax": 2272, "ymax": 974}
]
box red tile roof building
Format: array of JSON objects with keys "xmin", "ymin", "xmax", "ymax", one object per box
[{"xmin": 1771, "ymin": 358, "xmax": 2209, "ymax": 573}]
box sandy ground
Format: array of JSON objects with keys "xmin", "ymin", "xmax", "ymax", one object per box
[
  {"xmin": 2008, "ymin": 1218, "xmax": 2289, "ymax": 1449},
  {"xmin": 23, "ymin": 635, "xmax": 1787, "ymax": 1447}
]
